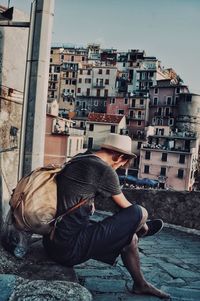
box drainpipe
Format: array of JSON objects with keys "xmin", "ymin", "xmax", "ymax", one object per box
[{"xmin": 18, "ymin": 0, "xmax": 54, "ymax": 179}]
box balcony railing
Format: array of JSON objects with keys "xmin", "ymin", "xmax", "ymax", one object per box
[
  {"xmin": 93, "ymin": 83, "xmax": 105, "ymax": 88},
  {"xmin": 49, "ymin": 77, "xmax": 58, "ymax": 82},
  {"xmin": 129, "ymin": 104, "xmax": 146, "ymax": 109},
  {"xmin": 142, "ymin": 143, "xmax": 192, "ymax": 153},
  {"xmin": 129, "ymin": 114, "xmax": 145, "ymax": 120}
]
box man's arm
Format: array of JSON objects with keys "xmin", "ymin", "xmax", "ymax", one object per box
[{"xmin": 112, "ymin": 192, "xmax": 133, "ymax": 208}]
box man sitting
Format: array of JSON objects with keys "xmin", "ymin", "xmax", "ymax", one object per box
[{"xmin": 43, "ymin": 133, "xmax": 170, "ymax": 299}]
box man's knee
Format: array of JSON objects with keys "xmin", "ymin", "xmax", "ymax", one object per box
[
  {"xmin": 123, "ymin": 233, "xmax": 139, "ymax": 253},
  {"xmin": 139, "ymin": 205, "xmax": 148, "ymax": 224}
]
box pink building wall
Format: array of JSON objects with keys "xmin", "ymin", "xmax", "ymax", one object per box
[
  {"xmin": 139, "ymin": 149, "xmax": 194, "ymax": 191},
  {"xmin": 106, "ymin": 97, "xmax": 129, "ymax": 115},
  {"xmin": 44, "ymin": 115, "xmax": 68, "ymax": 165}
]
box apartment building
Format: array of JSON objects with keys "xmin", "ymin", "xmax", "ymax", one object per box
[
  {"xmin": 149, "ymin": 79, "xmax": 189, "ymax": 127},
  {"xmin": 44, "ymin": 114, "xmax": 85, "ymax": 165},
  {"xmin": 49, "ymin": 45, "xmax": 88, "ymax": 117},
  {"xmin": 48, "ymin": 64, "xmax": 61, "ymax": 103},
  {"xmin": 85, "ymin": 112, "xmax": 127, "ymax": 150},
  {"xmin": 75, "ymin": 65, "xmax": 117, "ymax": 118},
  {"xmin": 106, "ymin": 96, "xmax": 129, "ymax": 116},
  {"xmin": 128, "ymin": 56, "xmax": 168, "ymax": 95},
  {"xmin": 138, "ymin": 126, "xmax": 199, "ymax": 191}
]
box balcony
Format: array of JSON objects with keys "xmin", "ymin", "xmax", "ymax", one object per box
[
  {"xmin": 48, "ymin": 86, "xmax": 57, "ymax": 91},
  {"xmin": 150, "ymin": 101, "xmax": 176, "ymax": 107},
  {"xmin": 93, "ymin": 83, "xmax": 105, "ymax": 89},
  {"xmin": 49, "ymin": 77, "xmax": 58, "ymax": 83},
  {"xmin": 142, "ymin": 143, "xmax": 192, "ymax": 153},
  {"xmin": 128, "ymin": 114, "xmax": 145, "ymax": 120},
  {"xmin": 129, "ymin": 104, "xmax": 145, "ymax": 109}
]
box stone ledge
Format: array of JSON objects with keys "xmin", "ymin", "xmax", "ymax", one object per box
[
  {"xmin": 0, "ymin": 275, "xmax": 92, "ymax": 301},
  {"xmin": 0, "ymin": 237, "xmax": 77, "ymax": 282}
]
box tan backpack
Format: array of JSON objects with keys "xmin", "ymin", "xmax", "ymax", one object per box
[
  {"xmin": 9, "ymin": 165, "xmax": 62, "ymax": 235},
  {"xmin": 9, "ymin": 155, "xmax": 94, "ymax": 235}
]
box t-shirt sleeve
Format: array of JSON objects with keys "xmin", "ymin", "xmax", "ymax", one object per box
[{"xmin": 97, "ymin": 166, "xmax": 121, "ymax": 197}]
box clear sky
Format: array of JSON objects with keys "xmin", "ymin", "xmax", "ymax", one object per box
[{"xmin": 1, "ymin": 0, "xmax": 200, "ymax": 94}]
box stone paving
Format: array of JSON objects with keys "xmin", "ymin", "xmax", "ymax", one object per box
[{"xmin": 75, "ymin": 211, "xmax": 200, "ymax": 301}]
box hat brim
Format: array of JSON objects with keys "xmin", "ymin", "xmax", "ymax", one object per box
[{"xmin": 101, "ymin": 144, "xmax": 137, "ymax": 158}]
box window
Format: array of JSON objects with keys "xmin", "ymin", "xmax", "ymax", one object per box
[
  {"xmin": 50, "ymin": 58, "xmax": 53, "ymax": 63},
  {"xmin": 104, "ymin": 89, "xmax": 108, "ymax": 97},
  {"xmin": 154, "ymin": 88, "xmax": 158, "ymax": 94},
  {"xmin": 76, "ymin": 139, "xmax": 79, "ymax": 151},
  {"xmin": 96, "ymin": 89, "xmax": 101, "ymax": 97},
  {"xmin": 160, "ymin": 167, "xmax": 166, "ymax": 176},
  {"xmin": 162, "ymin": 153, "xmax": 167, "ymax": 162},
  {"xmin": 82, "ymin": 56, "xmax": 85, "ymax": 61},
  {"xmin": 153, "ymin": 97, "xmax": 158, "ymax": 105},
  {"xmin": 89, "ymin": 124, "xmax": 94, "ymax": 131},
  {"xmin": 87, "ymin": 70, "xmax": 91, "ymax": 75},
  {"xmin": 124, "ymin": 98, "xmax": 128, "ymax": 104},
  {"xmin": 140, "ymin": 99, "xmax": 144, "ymax": 105},
  {"xmin": 71, "ymin": 56, "xmax": 74, "ymax": 61},
  {"xmin": 106, "ymin": 69, "xmax": 110, "ymax": 75},
  {"xmin": 176, "ymin": 87, "xmax": 180, "ymax": 94},
  {"xmin": 175, "ymin": 96, "xmax": 179, "ymax": 104},
  {"xmin": 98, "ymin": 69, "xmax": 102, "ymax": 74},
  {"xmin": 105, "ymin": 79, "xmax": 109, "ymax": 85},
  {"xmin": 80, "ymin": 70, "xmax": 83, "ymax": 75},
  {"xmin": 178, "ymin": 169, "xmax": 184, "ymax": 179},
  {"xmin": 85, "ymin": 78, "xmax": 91, "ymax": 84},
  {"xmin": 144, "ymin": 165, "xmax": 149, "ymax": 174},
  {"xmin": 68, "ymin": 139, "xmax": 72, "ymax": 156},
  {"xmin": 145, "ymin": 151, "xmax": 151, "ymax": 160},
  {"xmin": 78, "ymin": 78, "xmax": 82, "ymax": 83},
  {"xmin": 110, "ymin": 125, "xmax": 115, "ymax": 133},
  {"xmin": 179, "ymin": 154, "xmax": 185, "ymax": 164},
  {"xmin": 168, "ymin": 118, "xmax": 174, "ymax": 126},
  {"xmin": 61, "ymin": 54, "xmax": 64, "ymax": 60},
  {"xmin": 138, "ymin": 120, "xmax": 142, "ymax": 126},
  {"xmin": 86, "ymin": 88, "xmax": 90, "ymax": 96},
  {"xmin": 110, "ymin": 98, "xmax": 115, "ymax": 104},
  {"xmin": 165, "ymin": 108, "xmax": 170, "ymax": 116},
  {"xmin": 132, "ymin": 99, "xmax": 136, "ymax": 107},
  {"xmin": 157, "ymin": 108, "xmax": 162, "ymax": 116},
  {"xmin": 77, "ymin": 88, "xmax": 81, "ymax": 93},
  {"xmin": 137, "ymin": 142, "xmax": 142, "ymax": 149},
  {"xmin": 167, "ymin": 97, "xmax": 171, "ymax": 105},
  {"xmin": 88, "ymin": 137, "xmax": 93, "ymax": 149},
  {"xmin": 118, "ymin": 109, "xmax": 124, "ymax": 115}
]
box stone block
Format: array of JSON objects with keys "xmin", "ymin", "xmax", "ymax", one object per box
[
  {"xmin": 9, "ymin": 279, "xmax": 92, "ymax": 301},
  {"xmin": 0, "ymin": 274, "xmax": 17, "ymax": 301},
  {"xmin": 84, "ymin": 278, "xmax": 126, "ymax": 293},
  {"xmin": 161, "ymin": 285, "xmax": 200, "ymax": 301}
]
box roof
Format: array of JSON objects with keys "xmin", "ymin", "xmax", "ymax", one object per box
[{"xmin": 88, "ymin": 113, "xmax": 124, "ymax": 124}]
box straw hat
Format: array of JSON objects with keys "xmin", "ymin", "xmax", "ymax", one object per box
[{"xmin": 101, "ymin": 133, "xmax": 136, "ymax": 157}]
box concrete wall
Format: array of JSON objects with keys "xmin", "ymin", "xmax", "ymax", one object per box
[
  {"xmin": 0, "ymin": 8, "xmax": 29, "ymax": 222},
  {"xmin": 95, "ymin": 189, "xmax": 200, "ymax": 230}
]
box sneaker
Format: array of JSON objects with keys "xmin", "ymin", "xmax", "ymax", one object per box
[
  {"xmin": 137, "ymin": 219, "xmax": 164, "ymax": 238},
  {"xmin": 145, "ymin": 219, "xmax": 164, "ymax": 236}
]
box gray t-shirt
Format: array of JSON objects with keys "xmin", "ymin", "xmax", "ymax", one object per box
[{"xmin": 55, "ymin": 154, "xmax": 121, "ymax": 236}]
